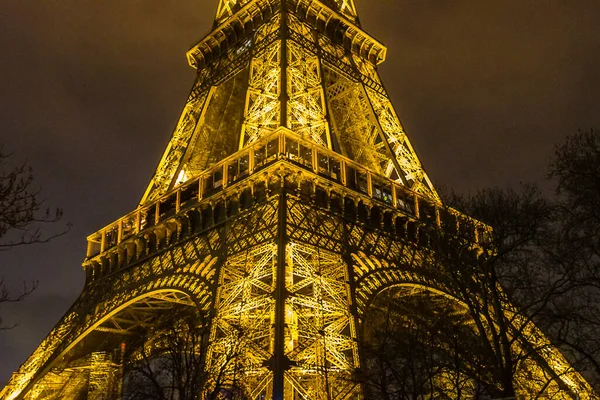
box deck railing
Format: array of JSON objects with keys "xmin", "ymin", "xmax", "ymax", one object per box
[{"xmin": 86, "ymin": 128, "xmax": 483, "ymax": 259}]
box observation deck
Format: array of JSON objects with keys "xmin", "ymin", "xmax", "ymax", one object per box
[{"xmin": 84, "ymin": 128, "xmax": 489, "ymax": 283}]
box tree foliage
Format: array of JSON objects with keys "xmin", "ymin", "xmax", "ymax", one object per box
[
  {"xmin": 439, "ymin": 186, "xmax": 578, "ymax": 398},
  {"xmin": 360, "ymin": 128, "xmax": 600, "ymax": 398},
  {"xmin": 360, "ymin": 129, "xmax": 600, "ymax": 399}
]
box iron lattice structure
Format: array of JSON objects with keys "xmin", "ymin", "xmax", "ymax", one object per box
[{"xmin": 1, "ymin": 1, "xmax": 596, "ymax": 399}]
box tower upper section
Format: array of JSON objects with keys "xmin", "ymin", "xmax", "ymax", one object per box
[
  {"xmin": 140, "ymin": 0, "xmax": 438, "ymax": 205},
  {"xmin": 188, "ymin": 0, "xmax": 385, "ymax": 71}
]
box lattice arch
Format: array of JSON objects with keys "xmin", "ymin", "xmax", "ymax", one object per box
[
  {"xmin": 351, "ymin": 251, "xmax": 455, "ymax": 317},
  {"xmin": 4, "ymin": 253, "xmax": 219, "ymax": 400}
]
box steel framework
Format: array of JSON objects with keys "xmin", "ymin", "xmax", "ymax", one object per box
[{"xmin": 1, "ymin": 1, "xmax": 595, "ymax": 399}]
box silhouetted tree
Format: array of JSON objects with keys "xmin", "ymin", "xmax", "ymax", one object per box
[
  {"xmin": 439, "ymin": 186, "xmax": 578, "ymax": 398},
  {"xmin": 359, "ymin": 183, "xmax": 584, "ymax": 398},
  {"xmin": 546, "ymin": 129, "xmax": 600, "ymax": 389},
  {"xmin": 362, "ymin": 288, "xmax": 495, "ymax": 399},
  {"xmin": 0, "ymin": 146, "xmax": 69, "ymax": 328}
]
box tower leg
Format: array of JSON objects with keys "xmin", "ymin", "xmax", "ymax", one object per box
[{"xmin": 87, "ymin": 352, "xmax": 120, "ymax": 400}]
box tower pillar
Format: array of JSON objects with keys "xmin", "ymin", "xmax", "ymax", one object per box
[
  {"xmin": 87, "ymin": 352, "xmax": 120, "ymax": 400},
  {"xmin": 272, "ymin": 191, "xmax": 289, "ymax": 399}
]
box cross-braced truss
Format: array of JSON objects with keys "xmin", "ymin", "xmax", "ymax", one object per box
[
  {"xmin": 206, "ymin": 244, "xmax": 276, "ymax": 398},
  {"xmin": 364, "ymin": 84, "xmax": 438, "ymax": 199},
  {"xmin": 215, "ymin": 0, "xmax": 357, "ymax": 25},
  {"xmin": 331, "ymin": 0, "xmax": 357, "ymax": 19},
  {"xmin": 215, "ymin": 0, "xmax": 241, "ymax": 23},
  {"xmin": 142, "ymin": 92, "xmax": 210, "ymax": 203},
  {"xmin": 240, "ymin": 18, "xmax": 281, "ymax": 147},
  {"xmin": 287, "ymin": 41, "xmax": 330, "ymax": 148},
  {"xmin": 325, "ymin": 67, "xmax": 389, "ymax": 175},
  {"xmin": 141, "ymin": 0, "xmax": 439, "ymax": 204},
  {"xmin": 284, "ymin": 243, "xmax": 360, "ymax": 400},
  {"xmin": 96, "ymin": 292, "xmax": 195, "ymax": 336},
  {"xmin": 205, "ymin": 241, "xmax": 361, "ymax": 400}
]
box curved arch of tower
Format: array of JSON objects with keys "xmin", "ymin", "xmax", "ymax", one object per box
[{"xmin": 1, "ymin": 1, "xmax": 596, "ymax": 399}]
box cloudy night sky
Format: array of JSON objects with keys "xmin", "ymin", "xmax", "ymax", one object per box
[{"xmin": 1, "ymin": 0, "xmax": 599, "ymax": 386}]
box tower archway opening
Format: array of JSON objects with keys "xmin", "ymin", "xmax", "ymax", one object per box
[
  {"xmin": 361, "ymin": 285, "xmax": 500, "ymax": 399},
  {"xmin": 25, "ymin": 291, "xmax": 201, "ymax": 400},
  {"xmin": 120, "ymin": 300, "xmax": 218, "ymax": 400}
]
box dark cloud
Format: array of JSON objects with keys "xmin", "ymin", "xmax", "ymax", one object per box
[{"xmin": 0, "ymin": 0, "xmax": 599, "ymax": 386}]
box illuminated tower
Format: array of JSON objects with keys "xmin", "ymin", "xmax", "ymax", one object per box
[{"xmin": 1, "ymin": 1, "xmax": 595, "ymax": 399}]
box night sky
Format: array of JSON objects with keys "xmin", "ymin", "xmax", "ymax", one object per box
[{"xmin": 1, "ymin": 0, "xmax": 599, "ymax": 386}]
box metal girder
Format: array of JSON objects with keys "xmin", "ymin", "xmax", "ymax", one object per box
[
  {"xmin": 96, "ymin": 293, "xmax": 195, "ymax": 336},
  {"xmin": 214, "ymin": 0, "xmax": 358, "ymax": 27},
  {"xmin": 240, "ymin": 18, "xmax": 282, "ymax": 147}
]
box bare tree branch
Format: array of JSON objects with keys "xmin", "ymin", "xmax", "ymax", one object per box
[{"xmin": 0, "ymin": 145, "xmax": 69, "ymax": 329}]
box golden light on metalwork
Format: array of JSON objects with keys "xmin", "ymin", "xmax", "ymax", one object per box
[{"xmin": 1, "ymin": 0, "xmax": 595, "ymax": 399}]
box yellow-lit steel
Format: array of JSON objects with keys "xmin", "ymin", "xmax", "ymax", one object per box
[
  {"xmin": 240, "ymin": 17, "xmax": 282, "ymax": 147},
  {"xmin": 1, "ymin": 1, "xmax": 597, "ymax": 399}
]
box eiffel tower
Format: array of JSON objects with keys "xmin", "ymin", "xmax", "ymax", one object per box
[{"xmin": 1, "ymin": 1, "xmax": 595, "ymax": 399}]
